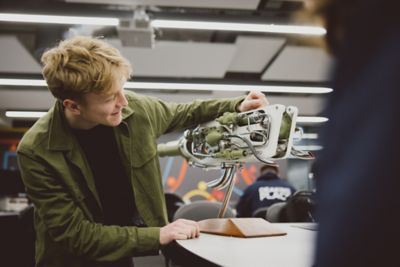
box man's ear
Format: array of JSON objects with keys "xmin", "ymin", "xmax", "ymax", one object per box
[{"xmin": 63, "ymin": 99, "xmax": 81, "ymax": 115}]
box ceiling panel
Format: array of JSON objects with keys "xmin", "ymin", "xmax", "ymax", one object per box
[
  {"xmin": 261, "ymin": 46, "xmax": 333, "ymax": 82},
  {"xmin": 228, "ymin": 36, "xmax": 286, "ymax": 73},
  {"xmin": 0, "ymin": 90, "xmax": 54, "ymax": 110},
  {"xmin": 110, "ymin": 40, "xmax": 236, "ymax": 78},
  {"xmin": 0, "ymin": 35, "xmax": 41, "ymax": 74}
]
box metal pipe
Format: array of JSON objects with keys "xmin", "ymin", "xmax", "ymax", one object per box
[
  {"xmin": 213, "ymin": 167, "xmax": 235, "ymax": 190},
  {"xmin": 206, "ymin": 167, "xmax": 234, "ymax": 188},
  {"xmin": 218, "ymin": 165, "xmax": 237, "ymax": 218}
]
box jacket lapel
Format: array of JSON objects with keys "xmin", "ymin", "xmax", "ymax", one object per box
[
  {"xmin": 65, "ymin": 146, "xmax": 102, "ymax": 210},
  {"xmin": 47, "ymin": 101, "xmax": 102, "ymax": 210}
]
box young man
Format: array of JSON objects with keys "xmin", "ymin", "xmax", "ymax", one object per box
[
  {"xmin": 17, "ymin": 36, "xmax": 268, "ymax": 267},
  {"xmin": 236, "ymin": 164, "xmax": 296, "ymax": 218}
]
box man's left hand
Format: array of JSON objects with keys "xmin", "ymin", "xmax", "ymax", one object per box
[{"xmin": 238, "ymin": 91, "xmax": 269, "ymax": 112}]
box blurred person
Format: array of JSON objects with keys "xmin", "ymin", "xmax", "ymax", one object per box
[
  {"xmin": 17, "ymin": 36, "xmax": 268, "ymax": 267},
  {"xmin": 307, "ymin": 0, "xmax": 400, "ymax": 266},
  {"xmin": 236, "ymin": 164, "xmax": 295, "ymax": 217}
]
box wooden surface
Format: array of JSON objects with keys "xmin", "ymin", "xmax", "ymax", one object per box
[
  {"xmin": 198, "ymin": 218, "xmax": 287, "ymax": 237},
  {"xmin": 176, "ymin": 223, "xmax": 317, "ymax": 267}
]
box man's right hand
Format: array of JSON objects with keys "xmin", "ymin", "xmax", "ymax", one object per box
[{"xmin": 159, "ymin": 219, "xmax": 200, "ymax": 245}]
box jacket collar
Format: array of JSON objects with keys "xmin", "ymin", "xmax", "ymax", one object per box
[
  {"xmin": 121, "ymin": 101, "xmax": 134, "ymax": 120},
  {"xmin": 47, "ymin": 100, "xmax": 74, "ymax": 151},
  {"xmin": 48, "ymin": 99, "xmax": 135, "ymax": 151}
]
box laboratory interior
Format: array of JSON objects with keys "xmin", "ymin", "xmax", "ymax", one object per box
[{"xmin": 0, "ymin": 0, "xmax": 398, "ymax": 267}]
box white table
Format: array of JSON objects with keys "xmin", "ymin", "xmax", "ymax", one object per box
[{"xmin": 176, "ymin": 223, "xmax": 317, "ymax": 267}]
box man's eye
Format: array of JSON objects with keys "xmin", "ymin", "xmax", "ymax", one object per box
[{"xmin": 106, "ymin": 95, "xmax": 116, "ymax": 102}]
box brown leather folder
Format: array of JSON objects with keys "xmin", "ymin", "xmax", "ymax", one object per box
[{"xmin": 198, "ymin": 218, "xmax": 287, "ymax": 238}]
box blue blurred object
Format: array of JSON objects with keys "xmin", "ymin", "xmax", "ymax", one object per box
[{"xmin": 315, "ymin": 1, "xmax": 400, "ymax": 266}]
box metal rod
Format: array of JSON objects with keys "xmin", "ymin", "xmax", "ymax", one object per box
[
  {"xmin": 206, "ymin": 166, "xmax": 234, "ymax": 188},
  {"xmin": 217, "ymin": 165, "xmax": 237, "ymax": 218},
  {"xmin": 214, "ymin": 167, "xmax": 235, "ymax": 190}
]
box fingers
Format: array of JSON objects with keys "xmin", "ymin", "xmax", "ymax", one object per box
[
  {"xmin": 241, "ymin": 99, "xmax": 265, "ymax": 111},
  {"xmin": 159, "ymin": 219, "xmax": 200, "ymax": 245},
  {"xmin": 245, "ymin": 99, "xmax": 264, "ymax": 109},
  {"xmin": 175, "ymin": 219, "xmax": 200, "ymax": 238},
  {"xmin": 178, "ymin": 219, "xmax": 200, "ymax": 237},
  {"xmin": 173, "ymin": 224, "xmax": 198, "ymax": 240},
  {"xmin": 248, "ymin": 90, "xmax": 266, "ymax": 100},
  {"xmin": 248, "ymin": 91, "xmax": 268, "ymax": 105},
  {"xmin": 173, "ymin": 232, "xmax": 189, "ymax": 240},
  {"xmin": 239, "ymin": 91, "xmax": 269, "ymax": 112}
]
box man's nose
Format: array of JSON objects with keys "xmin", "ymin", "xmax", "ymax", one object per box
[{"xmin": 117, "ymin": 91, "xmax": 128, "ymax": 107}]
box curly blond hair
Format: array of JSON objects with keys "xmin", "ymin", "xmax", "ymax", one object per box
[{"xmin": 41, "ymin": 36, "xmax": 132, "ymax": 101}]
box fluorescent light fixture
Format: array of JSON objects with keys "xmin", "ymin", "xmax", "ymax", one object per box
[
  {"xmin": 297, "ymin": 116, "xmax": 329, "ymax": 124},
  {"xmin": 6, "ymin": 111, "xmax": 46, "ymax": 118},
  {"xmin": 124, "ymin": 82, "xmax": 332, "ymax": 94},
  {"xmin": 0, "ymin": 13, "xmax": 326, "ymax": 35},
  {"xmin": 0, "ymin": 79, "xmax": 333, "ymax": 94},
  {"xmin": 0, "ymin": 13, "xmax": 118, "ymax": 26},
  {"xmin": 0, "ymin": 78, "xmax": 47, "ymax": 86},
  {"xmin": 301, "ymin": 133, "xmax": 319, "ymax": 139},
  {"xmin": 293, "ymin": 145, "xmax": 323, "ymax": 151},
  {"xmin": 152, "ymin": 19, "xmax": 326, "ymax": 36},
  {"xmin": 4, "ymin": 114, "xmax": 327, "ymax": 123}
]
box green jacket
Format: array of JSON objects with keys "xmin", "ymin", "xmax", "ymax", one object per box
[{"xmin": 17, "ymin": 91, "xmax": 244, "ymax": 267}]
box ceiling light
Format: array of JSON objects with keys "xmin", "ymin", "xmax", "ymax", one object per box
[
  {"xmin": 0, "ymin": 13, "xmax": 326, "ymax": 35},
  {"xmin": 152, "ymin": 20, "xmax": 326, "ymax": 36},
  {"xmin": 301, "ymin": 133, "xmax": 319, "ymax": 139},
  {"xmin": 5, "ymin": 111, "xmax": 46, "ymax": 118},
  {"xmin": 0, "ymin": 79, "xmax": 333, "ymax": 94},
  {"xmin": 125, "ymin": 82, "xmax": 332, "ymax": 94},
  {"xmin": 293, "ymin": 145, "xmax": 323, "ymax": 151},
  {"xmin": 0, "ymin": 78, "xmax": 47, "ymax": 86},
  {"xmin": 297, "ymin": 116, "xmax": 329, "ymax": 124},
  {"xmin": 4, "ymin": 111, "xmax": 329, "ymax": 127},
  {"xmin": 0, "ymin": 13, "xmax": 118, "ymax": 26}
]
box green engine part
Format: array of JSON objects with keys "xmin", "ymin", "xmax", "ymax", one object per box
[
  {"xmin": 216, "ymin": 111, "xmax": 292, "ymax": 140},
  {"xmin": 279, "ymin": 112, "xmax": 292, "ymax": 139},
  {"xmin": 214, "ymin": 149, "xmax": 246, "ymax": 160},
  {"xmin": 205, "ymin": 129, "xmax": 223, "ymax": 146},
  {"xmin": 216, "ymin": 112, "xmax": 250, "ymax": 126}
]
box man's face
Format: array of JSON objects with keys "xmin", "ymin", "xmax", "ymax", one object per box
[{"xmin": 77, "ymin": 77, "xmax": 128, "ymax": 128}]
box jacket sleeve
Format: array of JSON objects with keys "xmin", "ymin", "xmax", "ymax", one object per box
[
  {"xmin": 17, "ymin": 150, "xmax": 160, "ymax": 262},
  {"xmin": 142, "ymin": 95, "xmax": 245, "ymax": 137}
]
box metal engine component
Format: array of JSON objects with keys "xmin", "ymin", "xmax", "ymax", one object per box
[{"xmin": 157, "ymin": 104, "xmax": 313, "ymax": 217}]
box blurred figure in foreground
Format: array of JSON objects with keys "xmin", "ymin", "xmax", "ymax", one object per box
[{"xmin": 308, "ymin": 0, "xmax": 400, "ymax": 266}]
